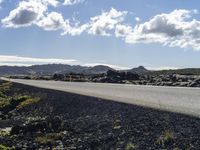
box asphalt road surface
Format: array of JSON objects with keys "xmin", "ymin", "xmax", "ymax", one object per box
[{"xmin": 1, "ymin": 78, "xmax": 200, "ymax": 117}]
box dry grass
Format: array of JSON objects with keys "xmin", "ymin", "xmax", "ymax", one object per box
[
  {"xmin": 35, "ymin": 133, "xmax": 62, "ymax": 144},
  {"xmin": 16, "ymin": 97, "xmax": 40, "ymax": 109},
  {"xmin": 0, "ymin": 144, "xmax": 13, "ymax": 150},
  {"xmin": 125, "ymin": 142, "xmax": 136, "ymax": 150},
  {"xmin": 156, "ymin": 129, "xmax": 174, "ymax": 146},
  {"xmin": 0, "ymin": 81, "xmax": 41, "ymax": 113}
]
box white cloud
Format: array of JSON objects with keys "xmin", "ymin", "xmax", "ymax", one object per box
[
  {"xmin": 4, "ymin": 2, "xmax": 200, "ymax": 51},
  {"xmin": 37, "ymin": 11, "xmax": 89, "ymax": 35},
  {"xmin": 115, "ymin": 24, "xmax": 133, "ymax": 38},
  {"xmin": 135, "ymin": 17, "xmax": 140, "ymax": 22},
  {"xmin": 63, "ymin": 0, "xmax": 84, "ymax": 6},
  {"xmin": 1, "ymin": 0, "xmax": 89, "ymax": 35},
  {"xmin": 1, "ymin": 0, "xmax": 61, "ymax": 28},
  {"xmin": 61, "ymin": 23, "xmax": 89, "ymax": 36},
  {"xmin": 118, "ymin": 9, "xmax": 200, "ymax": 51},
  {"xmin": 84, "ymin": 63, "xmax": 130, "ymax": 70},
  {"xmin": 1, "ymin": 0, "xmax": 47, "ymax": 28},
  {"xmin": 37, "ymin": 8, "xmax": 128, "ymax": 36},
  {"xmin": 88, "ymin": 8, "xmax": 127, "ymax": 36},
  {"xmin": 37, "ymin": 12, "xmax": 66, "ymax": 31},
  {"xmin": 40, "ymin": 0, "xmax": 60, "ymax": 7},
  {"xmin": 0, "ymin": 0, "xmax": 3, "ymax": 7},
  {"xmin": 0, "ymin": 55, "xmax": 77, "ymax": 66},
  {"xmin": 145, "ymin": 66, "xmax": 178, "ymax": 71},
  {"xmin": 0, "ymin": 55, "xmax": 130, "ymax": 70},
  {"xmin": 2, "ymin": 2, "xmax": 127, "ymax": 37}
]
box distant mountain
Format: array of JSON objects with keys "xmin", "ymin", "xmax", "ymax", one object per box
[
  {"xmin": 129, "ymin": 66, "xmax": 148, "ymax": 74},
  {"xmin": 0, "ymin": 64, "xmax": 115, "ymax": 76},
  {"xmin": 0, "ymin": 64, "xmax": 199, "ymax": 76},
  {"xmin": 3, "ymin": 64, "xmax": 199, "ymax": 76},
  {"xmin": 0, "ymin": 66, "xmax": 28, "ymax": 75},
  {"xmin": 82, "ymin": 65, "xmax": 114, "ymax": 75},
  {"xmin": 146, "ymin": 68, "xmax": 200, "ymax": 75}
]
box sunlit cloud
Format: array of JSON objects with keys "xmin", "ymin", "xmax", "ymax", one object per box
[
  {"xmin": 1, "ymin": 0, "xmax": 47, "ymax": 28},
  {"xmin": 117, "ymin": 9, "xmax": 200, "ymax": 51},
  {"xmin": 88, "ymin": 8, "xmax": 127, "ymax": 36},
  {"xmin": 0, "ymin": 55, "xmax": 77, "ymax": 66},
  {"xmin": 1, "ymin": 0, "xmax": 200, "ymax": 51},
  {"xmin": 135, "ymin": 17, "xmax": 140, "ymax": 22},
  {"xmin": 146, "ymin": 66, "xmax": 179, "ymax": 71},
  {"xmin": 0, "ymin": 55, "xmax": 131, "ymax": 70},
  {"xmin": 63, "ymin": 0, "xmax": 84, "ymax": 6},
  {"xmin": 0, "ymin": 0, "xmax": 3, "ymax": 7},
  {"xmin": 84, "ymin": 63, "xmax": 130, "ymax": 70}
]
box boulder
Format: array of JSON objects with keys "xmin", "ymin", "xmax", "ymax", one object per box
[
  {"xmin": 125, "ymin": 72, "xmax": 139, "ymax": 80},
  {"xmin": 53, "ymin": 74, "xmax": 65, "ymax": 81}
]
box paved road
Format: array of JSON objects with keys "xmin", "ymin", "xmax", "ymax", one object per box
[{"xmin": 1, "ymin": 78, "xmax": 200, "ymax": 117}]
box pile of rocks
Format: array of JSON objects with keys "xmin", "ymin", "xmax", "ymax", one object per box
[
  {"xmin": 135, "ymin": 74, "xmax": 200, "ymax": 87},
  {"xmin": 10, "ymin": 116, "xmax": 62, "ymax": 135},
  {"xmin": 91, "ymin": 70, "xmax": 140, "ymax": 83},
  {"xmin": 91, "ymin": 71, "xmax": 200, "ymax": 87},
  {"xmin": 10, "ymin": 70, "xmax": 200, "ymax": 88}
]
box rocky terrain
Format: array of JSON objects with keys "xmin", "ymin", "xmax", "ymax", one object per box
[
  {"xmin": 8, "ymin": 67, "xmax": 200, "ymax": 88},
  {"xmin": 90, "ymin": 70, "xmax": 200, "ymax": 87},
  {"xmin": 133, "ymin": 74, "xmax": 200, "ymax": 87},
  {"xmin": 18, "ymin": 70, "xmax": 199, "ymax": 88},
  {"xmin": 3, "ymin": 64, "xmax": 200, "ymax": 88},
  {"xmin": 1, "ymin": 80, "xmax": 200, "ymax": 149}
]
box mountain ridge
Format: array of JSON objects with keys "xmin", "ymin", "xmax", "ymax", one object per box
[
  {"xmin": 1, "ymin": 64, "xmax": 200, "ymax": 76},
  {"xmin": 0, "ymin": 64, "xmax": 147, "ymax": 75}
]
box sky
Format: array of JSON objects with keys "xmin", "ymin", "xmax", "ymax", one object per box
[{"xmin": 0, "ymin": 0, "xmax": 200, "ymax": 70}]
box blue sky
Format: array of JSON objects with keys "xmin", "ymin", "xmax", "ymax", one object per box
[{"xmin": 0, "ymin": 0, "xmax": 200, "ymax": 70}]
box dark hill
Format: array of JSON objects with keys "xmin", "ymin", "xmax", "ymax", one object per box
[
  {"xmin": 129, "ymin": 66, "xmax": 148, "ymax": 74},
  {"xmin": 1, "ymin": 64, "xmax": 200, "ymax": 76},
  {"xmin": 0, "ymin": 64, "xmax": 115, "ymax": 76}
]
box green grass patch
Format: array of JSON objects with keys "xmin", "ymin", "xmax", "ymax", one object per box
[
  {"xmin": 0, "ymin": 81, "xmax": 12, "ymax": 111},
  {"xmin": 0, "ymin": 95, "xmax": 41, "ymax": 114},
  {"xmin": 0, "ymin": 82, "xmax": 12, "ymax": 94},
  {"xmin": 17, "ymin": 97, "xmax": 40, "ymax": 109},
  {"xmin": 0, "ymin": 144, "xmax": 12, "ymax": 150},
  {"xmin": 0, "ymin": 97, "xmax": 10, "ymax": 110}
]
